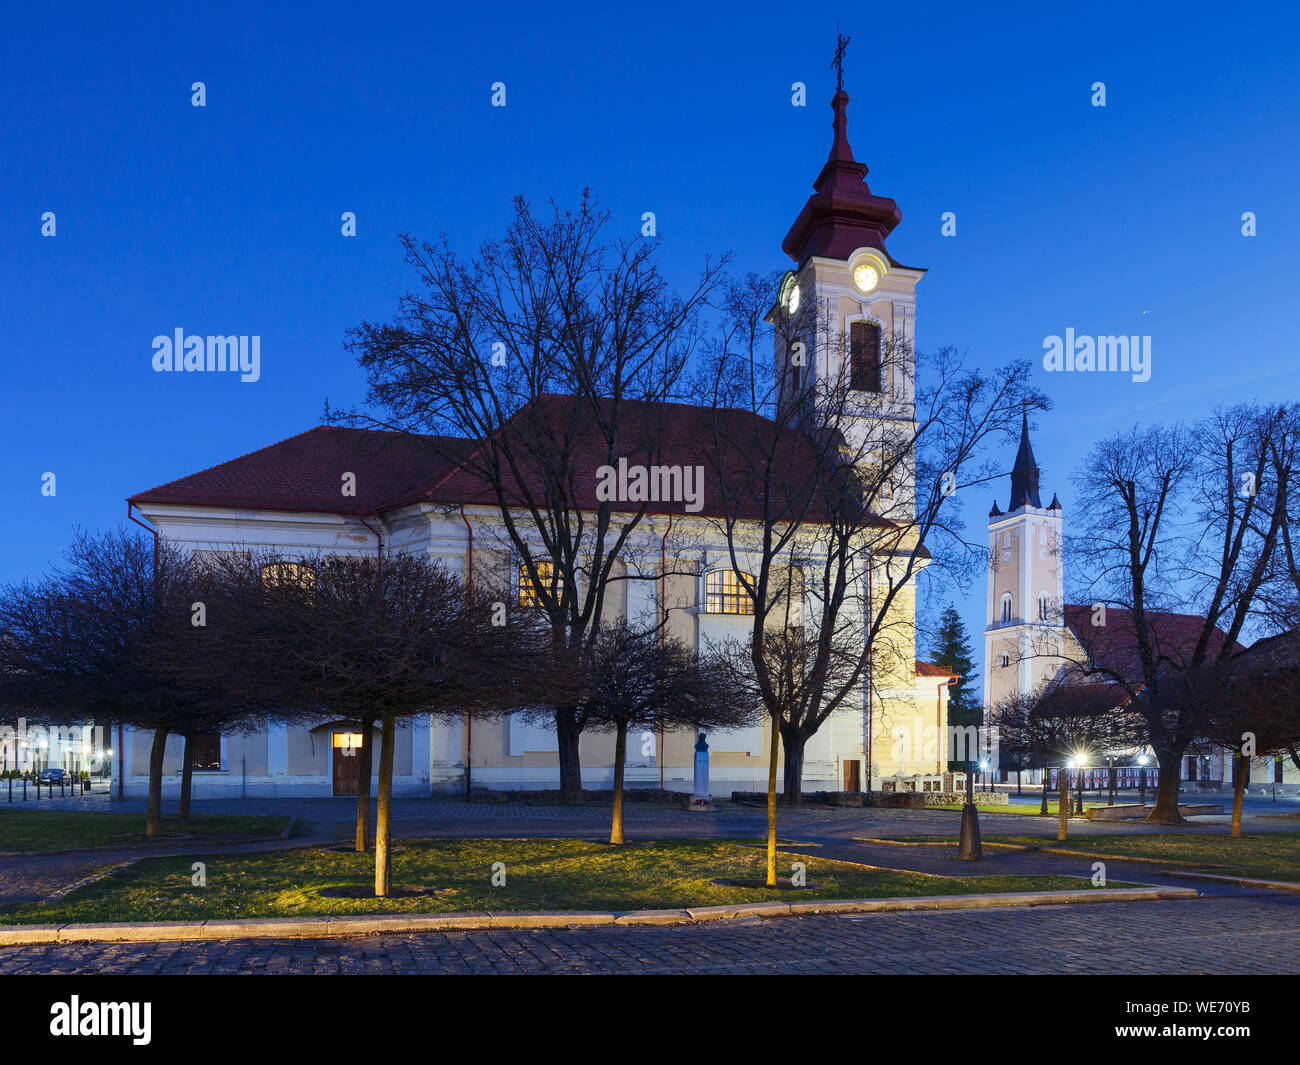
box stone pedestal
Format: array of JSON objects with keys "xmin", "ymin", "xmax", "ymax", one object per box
[{"xmin": 690, "ymin": 732, "xmax": 713, "ymax": 810}]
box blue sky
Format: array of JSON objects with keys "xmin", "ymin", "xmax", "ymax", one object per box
[{"xmin": 3, "ymin": 1, "xmax": 1298, "ymax": 667}]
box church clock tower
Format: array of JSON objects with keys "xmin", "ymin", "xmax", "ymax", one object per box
[
  {"xmin": 984, "ymin": 415, "xmax": 1069, "ymax": 716},
  {"xmin": 770, "ymin": 51, "xmax": 943, "ymax": 790},
  {"xmin": 774, "ymin": 77, "xmax": 925, "ymax": 479}
]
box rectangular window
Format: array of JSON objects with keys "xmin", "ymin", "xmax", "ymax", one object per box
[
  {"xmin": 192, "ymin": 733, "xmax": 222, "ymax": 771},
  {"xmin": 518, "ymin": 560, "xmax": 562, "ymax": 607},
  {"xmin": 850, "ymin": 321, "xmax": 882, "ymax": 392},
  {"xmin": 705, "ymin": 570, "xmax": 754, "ymax": 615}
]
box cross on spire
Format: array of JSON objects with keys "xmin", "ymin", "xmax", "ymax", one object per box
[{"xmin": 831, "ymin": 27, "xmax": 850, "ymax": 92}]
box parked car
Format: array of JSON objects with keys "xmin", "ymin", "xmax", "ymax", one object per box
[{"xmin": 37, "ymin": 768, "xmax": 67, "ymax": 785}]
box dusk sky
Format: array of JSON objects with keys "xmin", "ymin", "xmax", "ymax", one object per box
[{"xmin": 3, "ymin": 1, "xmax": 1297, "ymax": 660}]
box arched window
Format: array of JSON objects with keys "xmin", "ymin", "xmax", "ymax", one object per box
[
  {"xmin": 518, "ymin": 561, "xmax": 562, "ymax": 607},
  {"xmin": 1037, "ymin": 593, "xmax": 1051, "ymax": 622},
  {"xmin": 999, "ymin": 593, "xmax": 1013, "ymax": 625},
  {"xmin": 705, "ymin": 569, "xmax": 754, "ymax": 615},
  {"xmin": 850, "ymin": 321, "xmax": 883, "ymax": 392},
  {"xmin": 1000, "ymin": 652, "xmax": 1010, "ymax": 668}
]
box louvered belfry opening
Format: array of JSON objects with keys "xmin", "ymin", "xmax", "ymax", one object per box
[{"xmin": 849, "ymin": 320, "xmax": 882, "ymax": 392}]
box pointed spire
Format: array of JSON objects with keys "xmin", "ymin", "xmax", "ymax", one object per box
[
  {"xmin": 781, "ymin": 89, "xmax": 902, "ymax": 265},
  {"xmin": 1048, "ymin": 492, "xmax": 1061, "ymax": 511},
  {"xmin": 1009, "ymin": 412, "xmax": 1042, "ymax": 509},
  {"xmin": 989, "ymin": 500, "xmax": 1003, "ymax": 518},
  {"xmin": 828, "ymin": 90, "xmax": 856, "ymax": 165}
]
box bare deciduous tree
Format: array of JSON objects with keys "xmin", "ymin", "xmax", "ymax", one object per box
[
  {"xmin": 697, "ymin": 273, "xmax": 1045, "ymax": 883},
  {"xmin": 1067, "ymin": 405, "xmax": 1297, "ymax": 823},
  {"xmin": 338, "ymin": 194, "xmax": 728, "ymax": 801}
]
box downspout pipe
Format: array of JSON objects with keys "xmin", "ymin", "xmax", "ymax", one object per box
[
  {"xmin": 461, "ymin": 505, "xmax": 474, "ymax": 796},
  {"xmin": 355, "ymin": 513, "xmax": 383, "ymax": 557},
  {"xmin": 124, "ymin": 502, "xmax": 159, "ymax": 802},
  {"xmin": 658, "ymin": 513, "xmax": 675, "ymax": 790}
]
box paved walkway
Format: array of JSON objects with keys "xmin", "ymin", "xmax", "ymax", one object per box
[{"xmin": 2, "ymin": 896, "xmax": 1295, "ymax": 974}]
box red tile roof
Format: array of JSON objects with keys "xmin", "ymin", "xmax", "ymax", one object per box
[
  {"xmin": 1063, "ymin": 604, "xmax": 1245, "ymax": 681},
  {"xmin": 916, "ymin": 660, "xmax": 957, "ymax": 679},
  {"xmin": 130, "ymin": 398, "xmax": 877, "ymax": 526},
  {"xmin": 129, "ymin": 426, "xmax": 467, "ymax": 515}
]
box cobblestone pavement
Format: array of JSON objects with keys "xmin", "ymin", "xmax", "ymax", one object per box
[{"xmin": 1, "ymin": 896, "xmax": 1296, "ymax": 974}]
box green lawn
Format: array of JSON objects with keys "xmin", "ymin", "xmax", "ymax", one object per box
[
  {"xmin": 0, "ymin": 811, "xmax": 291, "ymax": 853},
  {"xmin": 0, "ymin": 838, "xmax": 1120, "ymax": 925},
  {"xmin": 977, "ymin": 832, "xmax": 1300, "ymax": 882}
]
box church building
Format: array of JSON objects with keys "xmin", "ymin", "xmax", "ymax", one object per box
[
  {"xmin": 983, "ymin": 419, "xmax": 1298, "ymax": 791},
  {"xmin": 113, "ymin": 84, "xmax": 957, "ymax": 801}
]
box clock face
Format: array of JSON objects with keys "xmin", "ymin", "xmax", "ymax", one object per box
[
  {"xmin": 783, "ymin": 276, "xmax": 801, "ymax": 315},
  {"xmin": 853, "ymin": 263, "xmax": 879, "ymax": 293}
]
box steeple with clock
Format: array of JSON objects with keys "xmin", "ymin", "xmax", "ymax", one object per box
[{"xmin": 771, "ymin": 41, "xmax": 925, "ymax": 503}]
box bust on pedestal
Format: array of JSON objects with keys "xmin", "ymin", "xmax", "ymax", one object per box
[{"xmin": 690, "ymin": 732, "xmax": 713, "ymax": 811}]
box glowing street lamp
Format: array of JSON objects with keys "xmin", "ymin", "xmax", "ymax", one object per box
[{"xmin": 1069, "ymin": 752, "xmax": 1089, "ymax": 815}]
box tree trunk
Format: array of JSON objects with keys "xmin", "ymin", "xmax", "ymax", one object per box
[
  {"xmin": 779, "ymin": 725, "xmax": 805, "ymax": 807},
  {"xmin": 1057, "ymin": 768, "xmax": 1070, "ymax": 841},
  {"xmin": 178, "ymin": 733, "xmax": 194, "ymax": 821},
  {"xmin": 766, "ymin": 710, "xmax": 780, "ymax": 888},
  {"xmin": 555, "ymin": 707, "xmax": 583, "ymax": 803},
  {"xmin": 610, "ymin": 720, "xmax": 628, "ymax": 845},
  {"xmin": 1147, "ymin": 747, "xmax": 1187, "ymax": 824},
  {"xmin": 355, "ymin": 720, "xmax": 374, "ymax": 852},
  {"xmin": 1231, "ymin": 754, "xmax": 1249, "ymax": 839},
  {"xmin": 373, "ymin": 712, "xmax": 397, "ymax": 898},
  {"xmin": 146, "ymin": 728, "xmax": 169, "ymax": 837}
]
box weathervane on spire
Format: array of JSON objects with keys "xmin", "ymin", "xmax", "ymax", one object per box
[{"xmin": 831, "ymin": 26, "xmax": 850, "ymax": 92}]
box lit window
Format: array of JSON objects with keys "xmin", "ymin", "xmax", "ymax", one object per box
[
  {"xmin": 518, "ymin": 561, "xmax": 562, "ymax": 607},
  {"xmin": 260, "ymin": 562, "xmax": 316, "ymax": 589},
  {"xmin": 192, "ymin": 733, "xmax": 222, "ymax": 771},
  {"xmin": 705, "ymin": 569, "xmax": 754, "ymax": 615},
  {"xmin": 999, "ymin": 593, "xmax": 1013, "ymax": 624}
]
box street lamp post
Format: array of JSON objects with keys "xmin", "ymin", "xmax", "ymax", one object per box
[
  {"xmin": 1075, "ymin": 765, "xmax": 1085, "ymax": 815},
  {"xmin": 958, "ymin": 761, "xmax": 982, "ymax": 860},
  {"xmin": 1138, "ymin": 753, "xmax": 1149, "ymax": 806}
]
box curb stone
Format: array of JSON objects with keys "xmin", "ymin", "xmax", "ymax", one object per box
[
  {"xmin": 0, "ymin": 886, "xmax": 1200, "ymax": 946},
  {"xmin": 1158, "ymin": 870, "xmax": 1300, "ymax": 893}
]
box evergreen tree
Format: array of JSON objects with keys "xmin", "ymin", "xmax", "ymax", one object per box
[{"xmin": 931, "ymin": 604, "xmax": 981, "ymax": 771}]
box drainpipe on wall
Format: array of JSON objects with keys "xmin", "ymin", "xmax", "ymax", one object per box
[
  {"xmin": 865, "ymin": 550, "xmax": 874, "ymax": 791},
  {"xmin": 124, "ymin": 502, "xmax": 158, "ymax": 803},
  {"xmin": 658, "ymin": 513, "xmax": 676, "ymax": 791},
  {"xmin": 354, "ymin": 513, "xmax": 383, "ymax": 557},
  {"xmin": 461, "ymin": 505, "xmax": 474, "ymax": 796}
]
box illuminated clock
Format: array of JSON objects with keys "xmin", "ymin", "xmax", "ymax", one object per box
[
  {"xmin": 853, "ymin": 263, "xmax": 879, "ymax": 293},
  {"xmin": 781, "ymin": 274, "xmax": 801, "ymax": 315}
]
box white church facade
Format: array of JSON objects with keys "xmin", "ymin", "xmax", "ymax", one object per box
[{"xmin": 112, "ymin": 85, "xmax": 958, "ymax": 802}]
